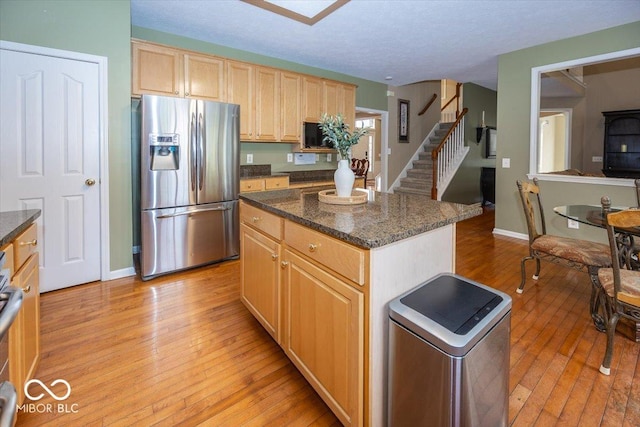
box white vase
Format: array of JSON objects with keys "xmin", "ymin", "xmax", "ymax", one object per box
[{"xmin": 334, "ymin": 159, "xmax": 355, "ymax": 197}]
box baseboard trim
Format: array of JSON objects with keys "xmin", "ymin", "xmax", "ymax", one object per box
[
  {"xmin": 108, "ymin": 267, "xmax": 136, "ymax": 281},
  {"xmin": 493, "ymin": 228, "xmax": 528, "ymax": 241}
]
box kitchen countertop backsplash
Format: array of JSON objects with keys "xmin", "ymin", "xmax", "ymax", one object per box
[{"xmin": 240, "ymin": 164, "xmax": 337, "ymax": 183}]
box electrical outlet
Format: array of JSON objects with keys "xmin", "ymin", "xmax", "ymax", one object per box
[
  {"xmin": 568, "ymin": 218, "xmax": 580, "ymax": 229},
  {"xmin": 502, "ymin": 158, "xmax": 511, "ymax": 168},
  {"xmin": 327, "ymin": 153, "xmax": 332, "ymax": 162},
  {"xmin": 246, "ymin": 154, "xmax": 253, "ymax": 164},
  {"xmin": 287, "ymin": 153, "xmax": 293, "ymax": 162},
  {"xmin": 592, "ymin": 156, "xmax": 603, "ymax": 162},
  {"xmin": 316, "ymin": 154, "xmax": 320, "ymax": 161}
]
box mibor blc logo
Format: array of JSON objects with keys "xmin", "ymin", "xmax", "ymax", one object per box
[{"xmin": 18, "ymin": 379, "xmax": 79, "ymax": 414}]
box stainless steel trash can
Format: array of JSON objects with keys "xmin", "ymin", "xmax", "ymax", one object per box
[{"xmin": 388, "ymin": 273, "xmax": 511, "ymax": 427}]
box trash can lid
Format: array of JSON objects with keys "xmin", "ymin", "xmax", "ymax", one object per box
[
  {"xmin": 389, "ymin": 273, "xmax": 512, "ymax": 356},
  {"xmin": 400, "ymin": 274, "xmax": 502, "ymax": 334}
]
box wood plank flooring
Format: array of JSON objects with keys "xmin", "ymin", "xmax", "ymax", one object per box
[{"xmin": 16, "ymin": 206, "xmax": 640, "ymax": 426}]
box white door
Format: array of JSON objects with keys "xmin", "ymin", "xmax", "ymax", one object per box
[{"xmin": 1, "ymin": 49, "xmax": 101, "ymax": 292}]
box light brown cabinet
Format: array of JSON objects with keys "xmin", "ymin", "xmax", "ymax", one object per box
[
  {"xmin": 227, "ymin": 60, "xmax": 254, "ymax": 140},
  {"xmin": 240, "ymin": 175, "xmax": 289, "ymax": 193},
  {"xmin": 132, "ymin": 40, "xmax": 225, "ymax": 101},
  {"xmin": 302, "ymin": 76, "xmax": 323, "ymax": 123},
  {"xmin": 324, "ymin": 80, "xmax": 356, "ymax": 129},
  {"xmin": 240, "ymin": 202, "xmax": 366, "ymax": 426},
  {"xmin": 280, "ymin": 72, "xmax": 302, "ymax": 142},
  {"xmin": 282, "ymin": 249, "xmax": 364, "ymax": 427},
  {"xmin": 3, "ymin": 223, "xmax": 41, "ymax": 407}
]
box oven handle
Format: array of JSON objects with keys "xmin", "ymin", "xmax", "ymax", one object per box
[
  {"xmin": 0, "ymin": 381, "xmax": 17, "ymax": 426},
  {"xmin": 0, "ymin": 287, "xmax": 24, "ymax": 339}
]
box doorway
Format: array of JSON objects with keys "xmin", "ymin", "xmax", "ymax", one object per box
[
  {"xmin": 0, "ymin": 41, "xmax": 109, "ymax": 292},
  {"xmin": 538, "ymin": 109, "xmax": 571, "ymax": 173},
  {"xmin": 355, "ymin": 108, "xmax": 389, "ymax": 191}
]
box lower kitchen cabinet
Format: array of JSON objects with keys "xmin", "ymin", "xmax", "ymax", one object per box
[
  {"xmin": 282, "ymin": 249, "xmax": 364, "ymax": 427},
  {"xmin": 9, "ymin": 250, "xmax": 41, "ymax": 406},
  {"xmin": 240, "ymin": 224, "xmax": 281, "ymax": 342}
]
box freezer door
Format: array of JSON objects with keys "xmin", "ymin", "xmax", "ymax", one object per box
[
  {"xmin": 140, "ymin": 201, "xmax": 239, "ymax": 279},
  {"xmin": 141, "ymin": 95, "xmax": 195, "ymax": 209},
  {"xmin": 197, "ymin": 100, "xmax": 240, "ymax": 204}
]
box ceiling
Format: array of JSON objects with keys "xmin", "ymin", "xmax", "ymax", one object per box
[{"xmin": 131, "ymin": 0, "xmax": 640, "ymax": 90}]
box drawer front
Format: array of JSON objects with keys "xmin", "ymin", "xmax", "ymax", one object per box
[
  {"xmin": 240, "ymin": 178, "xmax": 265, "ymax": 193},
  {"xmin": 14, "ymin": 223, "xmax": 38, "ymax": 272},
  {"xmin": 0, "ymin": 242, "xmax": 14, "ymax": 280},
  {"xmin": 265, "ymin": 176, "xmax": 289, "ymax": 190},
  {"xmin": 284, "ymin": 220, "xmax": 366, "ymax": 285},
  {"xmin": 240, "ymin": 202, "xmax": 283, "ymax": 240}
]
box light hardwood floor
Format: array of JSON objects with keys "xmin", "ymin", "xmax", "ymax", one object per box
[{"xmin": 16, "ymin": 207, "xmax": 640, "ymax": 426}]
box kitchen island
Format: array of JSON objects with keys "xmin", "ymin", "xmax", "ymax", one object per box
[{"xmin": 239, "ymin": 189, "xmax": 482, "ymax": 426}]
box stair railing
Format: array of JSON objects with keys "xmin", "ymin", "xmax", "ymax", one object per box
[
  {"xmin": 431, "ymin": 107, "xmax": 468, "ymax": 199},
  {"xmin": 418, "ymin": 93, "xmax": 438, "ymax": 116},
  {"xmin": 441, "ymin": 82, "xmax": 463, "ymax": 122}
]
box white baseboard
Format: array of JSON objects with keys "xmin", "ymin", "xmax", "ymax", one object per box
[
  {"xmin": 493, "ymin": 228, "xmax": 528, "ymax": 241},
  {"xmin": 107, "ymin": 267, "xmax": 136, "ymax": 281}
]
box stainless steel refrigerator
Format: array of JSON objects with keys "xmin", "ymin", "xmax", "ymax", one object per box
[{"xmin": 140, "ymin": 94, "xmax": 240, "ymax": 280}]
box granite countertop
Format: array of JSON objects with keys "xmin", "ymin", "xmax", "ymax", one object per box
[
  {"xmin": 240, "ymin": 189, "xmax": 482, "ymax": 249},
  {"xmin": 0, "ymin": 210, "xmax": 41, "ymax": 247}
]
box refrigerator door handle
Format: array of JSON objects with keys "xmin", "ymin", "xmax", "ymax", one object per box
[
  {"xmin": 198, "ymin": 111, "xmax": 205, "ymax": 191},
  {"xmin": 156, "ymin": 206, "xmax": 231, "ymax": 219},
  {"xmin": 190, "ymin": 110, "xmax": 197, "ymax": 192}
]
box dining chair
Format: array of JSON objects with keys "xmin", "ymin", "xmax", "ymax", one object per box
[
  {"xmin": 597, "ymin": 196, "xmax": 640, "ymax": 375},
  {"xmin": 350, "ymin": 158, "xmax": 369, "ymax": 188},
  {"xmin": 635, "ymin": 179, "xmax": 640, "ymax": 206},
  {"xmin": 516, "ymin": 179, "xmax": 612, "ymax": 297}
]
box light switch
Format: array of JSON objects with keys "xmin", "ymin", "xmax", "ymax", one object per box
[
  {"xmin": 327, "ymin": 153, "xmax": 332, "ymax": 162},
  {"xmin": 502, "ymin": 158, "xmax": 510, "ymax": 168},
  {"xmin": 287, "ymin": 153, "xmax": 293, "ymax": 162},
  {"xmin": 592, "ymin": 156, "xmax": 603, "ymax": 163},
  {"xmin": 246, "ymin": 154, "xmax": 253, "ymax": 164}
]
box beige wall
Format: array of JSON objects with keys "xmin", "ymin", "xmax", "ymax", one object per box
[
  {"xmin": 496, "ymin": 21, "xmax": 640, "ymax": 239},
  {"xmin": 386, "ymin": 81, "xmax": 441, "ymax": 187}
]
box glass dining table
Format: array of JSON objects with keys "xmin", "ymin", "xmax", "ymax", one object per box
[{"xmin": 554, "ymin": 204, "xmax": 640, "ymax": 342}]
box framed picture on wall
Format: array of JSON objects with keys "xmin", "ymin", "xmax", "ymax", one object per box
[
  {"xmin": 399, "ymin": 99, "xmax": 409, "ymax": 142},
  {"xmin": 485, "ymin": 127, "xmax": 497, "ymax": 158}
]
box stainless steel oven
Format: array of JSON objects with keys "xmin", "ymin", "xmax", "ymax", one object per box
[{"xmin": 0, "ymin": 251, "xmax": 24, "ymax": 426}]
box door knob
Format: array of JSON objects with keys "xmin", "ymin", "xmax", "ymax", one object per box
[{"xmin": 85, "ymin": 178, "xmax": 96, "ymax": 186}]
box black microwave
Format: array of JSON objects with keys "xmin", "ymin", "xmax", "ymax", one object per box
[{"xmin": 303, "ymin": 122, "xmax": 331, "ymax": 149}]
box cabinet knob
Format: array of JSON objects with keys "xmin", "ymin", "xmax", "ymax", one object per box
[
  {"xmin": 308, "ymin": 243, "xmax": 318, "ymax": 252},
  {"xmin": 252, "ymin": 216, "xmax": 260, "ymax": 222},
  {"xmin": 23, "ymin": 284, "xmax": 31, "ymax": 293},
  {"xmin": 174, "ymin": 91, "xmax": 179, "ymax": 95},
  {"xmin": 19, "ymin": 239, "xmax": 37, "ymax": 247},
  {"xmin": 271, "ymin": 253, "xmax": 278, "ymax": 261},
  {"xmin": 281, "ymin": 261, "xmax": 289, "ymax": 269},
  {"xmin": 185, "ymin": 92, "xmax": 190, "ymax": 96}
]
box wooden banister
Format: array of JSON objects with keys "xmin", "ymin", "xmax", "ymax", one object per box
[
  {"xmin": 431, "ymin": 107, "xmax": 468, "ymax": 199},
  {"xmin": 418, "ymin": 93, "xmax": 438, "ymax": 116}
]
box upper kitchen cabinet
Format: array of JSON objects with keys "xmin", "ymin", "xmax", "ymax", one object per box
[
  {"xmin": 132, "ymin": 41, "xmax": 183, "ymax": 97},
  {"xmin": 184, "ymin": 53, "xmax": 225, "ymax": 101},
  {"xmin": 132, "ymin": 40, "xmax": 226, "ymax": 102},
  {"xmin": 302, "ymin": 76, "xmax": 323, "ymax": 123},
  {"xmin": 280, "ymin": 72, "xmax": 302, "ymax": 143},
  {"xmin": 227, "ymin": 61, "xmax": 280, "ymax": 142},
  {"xmin": 324, "ymin": 81, "xmax": 356, "ymax": 129},
  {"xmin": 227, "ymin": 60, "xmax": 254, "ymax": 140}
]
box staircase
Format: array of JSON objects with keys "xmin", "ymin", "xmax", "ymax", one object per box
[{"xmin": 394, "ymin": 122, "xmax": 454, "ymax": 196}]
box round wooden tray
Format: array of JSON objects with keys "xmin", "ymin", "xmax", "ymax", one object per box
[{"xmin": 318, "ymin": 189, "xmax": 368, "ymax": 205}]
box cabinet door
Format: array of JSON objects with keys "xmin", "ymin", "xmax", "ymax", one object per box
[
  {"xmin": 9, "ymin": 252, "xmax": 40, "ymax": 407},
  {"xmin": 282, "ymin": 249, "xmax": 364, "ymax": 426},
  {"xmin": 323, "ymin": 80, "xmax": 340, "ymax": 118},
  {"xmin": 340, "ymin": 84, "xmax": 357, "ymax": 130},
  {"xmin": 254, "ymin": 67, "xmax": 279, "ymax": 141},
  {"xmin": 184, "ymin": 53, "xmax": 225, "ymax": 101},
  {"xmin": 302, "ymin": 76, "xmax": 323, "ymax": 122},
  {"xmin": 280, "ymin": 72, "xmax": 302, "ymax": 142},
  {"xmin": 240, "ymin": 225, "xmax": 280, "ymax": 342},
  {"xmin": 132, "ymin": 41, "xmax": 183, "ymax": 97},
  {"xmin": 227, "ymin": 60, "xmax": 254, "ymax": 140}
]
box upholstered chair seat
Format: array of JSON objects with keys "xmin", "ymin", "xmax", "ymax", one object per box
[{"xmin": 531, "ymin": 235, "xmax": 611, "ymax": 268}]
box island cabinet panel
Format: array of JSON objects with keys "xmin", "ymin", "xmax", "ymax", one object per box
[
  {"xmin": 284, "ymin": 220, "xmax": 366, "ymax": 285},
  {"xmin": 240, "ymin": 225, "xmax": 281, "ymax": 342},
  {"xmin": 183, "ymin": 53, "xmax": 225, "ymax": 101},
  {"xmin": 239, "ymin": 202, "xmax": 283, "ymax": 240},
  {"xmin": 282, "ymin": 249, "xmax": 364, "ymax": 427}
]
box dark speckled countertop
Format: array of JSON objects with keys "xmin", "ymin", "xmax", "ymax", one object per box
[
  {"xmin": 240, "ymin": 189, "xmax": 482, "ymax": 249},
  {"xmin": 0, "ymin": 210, "xmax": 41, "ymax": 248}
]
